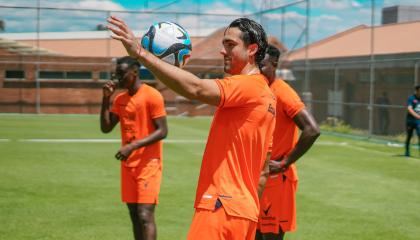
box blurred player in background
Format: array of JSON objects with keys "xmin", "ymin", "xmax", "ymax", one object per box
[
  {"xmin": 405, "ymin": 85, "xmax": 420, "ymax": 157},
  {"xmin": 100, "ymin": 56, "xmax": 168, "ymax": 240},
  {"xmin": 256, "ymin": 45, "xmax": 320, "ymax": 240},
  {"xmin": 107, "ymin": 16, "xmax": 275, "ymax": 240}
]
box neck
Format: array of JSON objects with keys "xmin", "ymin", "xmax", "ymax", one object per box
[
  {"xmin": 128, "ymin": 80, "xmax": 142, "ymax": 96},
  {"xmin": 268, "ymin": 76, "xmax": 275, "ymax": 85},
  {"xmin": 240, "ymin": 63, "xmax": 260, "ymax": 75}
]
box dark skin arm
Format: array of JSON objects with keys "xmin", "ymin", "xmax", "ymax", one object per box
[
  {"xmin": 100, "ymin": 80, "xmax": 119, "ymax": 133},
  {"xmin": 115, "ymin": 116, "xmax": 168, "ymax": 160},
  {"xmin": 269, "ymin": 108, "xmax": 320, "ymax": 173}
]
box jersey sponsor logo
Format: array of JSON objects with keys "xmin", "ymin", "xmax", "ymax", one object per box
[{"xmin": 263, "ymin": 204, "xmax": 272, "ymax": 216}]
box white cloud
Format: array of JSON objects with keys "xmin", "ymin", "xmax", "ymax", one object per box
[
  {"xmin": 42, "ymin": 0, "xmax": 125, "ymax": 11},
  {"xmin": 318, "ymin": 14, "xmax": 342, "ymax": 22},
  {"xmin": 202, "ymin": 2, "xmax": 242, "ymax": 15},
  {"xmin": 383, "ymin": 0, "xmax": 420, "ymax": 7},
  {"xmin": 351, "ymin": 1, "xmax": 362, "ymax": 8}
]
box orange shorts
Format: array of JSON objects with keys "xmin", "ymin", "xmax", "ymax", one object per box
[
  {"xmin": 258, "ymin": 173, "xmax": 298, "ymax": 234},
  {"xmin": 187, "ymin": 207, "xmax": 257, "ymax": 240},
  {"xmin": 121, "ymin": 158, "xmax": 162, "ymax": 204}
]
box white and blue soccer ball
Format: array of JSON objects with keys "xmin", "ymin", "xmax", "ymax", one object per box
[{"xmin": 141, "ymin": 21, "xmax": 192, "ymax": 68}]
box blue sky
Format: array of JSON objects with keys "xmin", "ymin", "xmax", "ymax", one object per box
[{"xmin": 0, "ymin": 0, "xmax": 419, "ymax": 50}]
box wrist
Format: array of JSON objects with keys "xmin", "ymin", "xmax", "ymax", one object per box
[{"xmin": 136, "ymin": 46, "xmax": 147, "ymax": 61}]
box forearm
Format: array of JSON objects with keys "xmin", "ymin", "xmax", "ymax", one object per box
[
  {"xmin": 128, "ymin": 128, "xmax": 167, "ymax": 150},
  {"xmin": 100, "ymin": 97, "xmax": 113, "ymax": 133},
  {"xmin": 408, "ymin": 108, "xmax": 420, "ymax": 119},
  {"xmin": 282, "ymin": 127, "xmax": 320, "ymax": 165},
  {"xmin": 137, "ymin": 50, "xmax": 204, "ymax": 100}
]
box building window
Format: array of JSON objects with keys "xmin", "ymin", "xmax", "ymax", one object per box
[
  {"xmin": 5, "ymin": 70, "xmax": 25, "ymax": 79},
  {"xmin": 39, "ymin": 71, "xmax": 92, "ymax": 80},
  {"xmin": 66, "ymin": 71, "xmax": 92, "ymax": 79},
  {"xmin": 39, "ymin": 71, "xmax": 65, "ymax": 79},
  {"xmin": 99, "ymin": 71, "xmax": 110, "ymax": 80}
]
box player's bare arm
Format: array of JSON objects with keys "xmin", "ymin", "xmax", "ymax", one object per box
[
  {"xmin": 408, "ymin": 106, "xmax": 420, "ymax": 119},
  {"xmin": 258, "ymin": 152, "xmax": 271, "ymax": 198},
  {"xmin": 115, "ymin": 116, "xmax": 168, "ymax": 160},
  {"xmin": 106, "ymin": 16, "xmax": 220, "ymax": 106},
  {"xmin": 100, "ymin": 80, "xmax": 119, "ymax": 133},
  {"xmin": 270, "ymin": 108, "xmax": 320, "ymax": 173}
]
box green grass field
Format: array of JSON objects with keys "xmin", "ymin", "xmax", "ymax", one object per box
[{"xmin": 1, "ymin": 114, "xmax": 419, "ymax": 240}]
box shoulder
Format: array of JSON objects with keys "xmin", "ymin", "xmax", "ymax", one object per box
[
  {"xmin": 113, "ymin": 91, "xmax": 127, "ymax": 102},
  {"xmin": 272, "ymin": 79, "xmax": 300, "ymax": 100},
  {"xmin": 143, "ymin": 85, "xmax": 163, "ymax": 98}
]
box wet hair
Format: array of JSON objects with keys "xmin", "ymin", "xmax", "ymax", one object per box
[
  {"xmin": 416, "ymin": 85, "xmax": 420, "ymax": 91},
  {"xmin": 227, "ymin": 18, "xmax": 268, "ymax": 69},
  {"xmin": 116, "ymin": 56, "xmax": 141, "ymax": 71},
  {"xmin": 266, "ymin": 44, "xmax": 281, "ymax": 60}
]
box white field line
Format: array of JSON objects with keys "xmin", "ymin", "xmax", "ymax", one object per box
[
  {"xmin": 316, "ymin": 141, "xmax": 389, "ymax": 155},
  {"xmin": 16, "ymin": 138, "xmax": 206, "ymax": 143},
  {"xmin": 0, "ymin": 139, "xmax": 399, "ymax": 154}
]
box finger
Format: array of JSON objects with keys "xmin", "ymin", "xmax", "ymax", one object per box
[
  {"xmin": 110, "ymin": 34, "xmax": 125, "ymax": 41},
  {"xmin": 107, "ymin": 17, "xmax": 129, "ymax": 33},
  {"xmin": 107, "ymin": 25, "xmax": 127, "ymax": 37},
  {"xmin": 110, "ymin": 15, "xmax": 129, "ymax": 31},
  {"xmin": 109, "ymin": 15, "xmax": 124, "ymax": 23}
]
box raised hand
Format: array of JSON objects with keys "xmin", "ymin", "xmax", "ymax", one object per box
[
  {"xmin": 103, "ymin": 80, "xmax": 116, "ymax": 98},
  {"xmin": 107, "ymin": 15, "xmax": 142, "ymax": 58}
]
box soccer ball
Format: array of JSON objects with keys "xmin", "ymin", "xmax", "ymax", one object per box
[{"xmin": 141, "ymin": 21, "xmax": 192, "ymax": 68}]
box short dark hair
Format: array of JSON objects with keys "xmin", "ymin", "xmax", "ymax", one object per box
[
  {"xmin": 266, "ymin": 44, "xmax": 281, "ymax": 60},
  {"xmin": 227, "ymin": 18, "xmax": 268, "ymax": 69},
  {"xmin": 416, "ymin": 85, "xmax": 420, "ymax": 91},
  {"xmin": 116, "ymin": 56, "xmax": 141, "ymax": 70}
]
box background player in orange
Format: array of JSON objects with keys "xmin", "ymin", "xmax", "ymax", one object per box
[
  {"xmin": 100, "ymin": 56, "xmax": 168, "ymax": 240},
  {"xmin": 256, "ymin": 45, "xmax": 320, "ymax": 240},
  {"xmin": 107, "ymin": 17, "xmax": 275, "ymax": 240}
]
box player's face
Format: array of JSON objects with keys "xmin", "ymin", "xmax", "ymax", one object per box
[
  {"xmin": 220, "ymin": 27, "xmax": 249, "ymax": 75},
  {"xmin": 115, "ymin": 63, "xmax": 136, "ymax": 89},
  {"xmin": 261, "ymin": 54, "xmax": 278, "ymax": 82}
]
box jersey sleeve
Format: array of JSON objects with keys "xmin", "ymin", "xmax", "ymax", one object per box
[
  {"xmin": 278, "ymin": 84, "xmax": 305, "ymax": 118},
  {"xmin": 215, "ymin": 75, "xmax": 256, "ymax": 108},
  {"xmin": 148, "ymin": 89, "xmax": 167, "ymax": 119},
  {"xmin": 407, "ymin": 96, "xmax": 414, "ymax": 107}
]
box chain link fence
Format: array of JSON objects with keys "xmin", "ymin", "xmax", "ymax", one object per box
[{"xmin": 1, "ymin": 0, "xmax": 419, "ymax": 136}]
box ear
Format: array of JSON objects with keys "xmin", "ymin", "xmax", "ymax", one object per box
[{"xmin": 248, "ymin": 43, "xmax": 258, "ymax": 57}]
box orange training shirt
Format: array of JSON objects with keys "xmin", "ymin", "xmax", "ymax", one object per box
[
  {"xmin": 194, "ymin": 74, "xmax": 276, "ymax": 222},
  {"xmin": 268, "ymin": 79, "xmax": 305, "ymax": 184},
  {"xmin": 111, "ymin": 84, "xmax": 166, "ymax": 168}
]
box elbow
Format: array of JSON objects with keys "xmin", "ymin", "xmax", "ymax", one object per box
[
  {"xmin": 159, "ymin": 128, "xmax": 168, "ymax": 140},
  {"xmin": 307, "ymin": 124, "xmax": 321, "ymax": 140},
  {"xmin": 100, "ymin": 125, "xmax": 111, "ymax": 134}
]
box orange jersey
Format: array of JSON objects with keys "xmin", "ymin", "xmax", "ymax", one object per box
[
  {"xmin": 194, "ymin": 74, "xmax": 276, "ymax": 222},
  {"xmin": 268, "ymin": 79, "xmax": 305, "ymax": 184},
  {"xmin": 111, "ymin": 84, "xmax": 166, "ymax": 168}
]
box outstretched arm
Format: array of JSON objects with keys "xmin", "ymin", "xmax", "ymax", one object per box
[
  {"xmin": 270, "ymin": 109, "xmax": 320, "ymax": 173},
  {"xmin": 107, "ymin": 16, "xmax": 220, "ymax": 106},
  {"xmin": 115, "ymin": 116, "xmax": 168, "ymax": 160}
]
